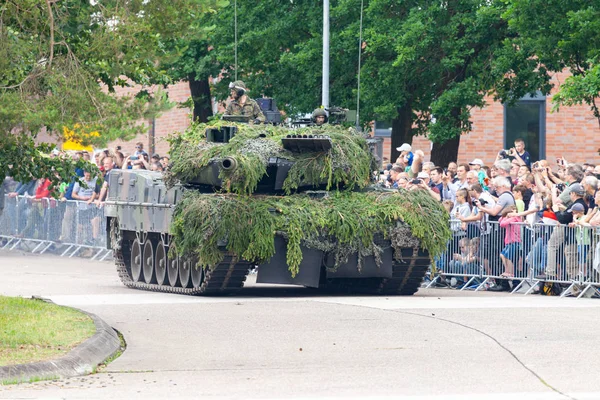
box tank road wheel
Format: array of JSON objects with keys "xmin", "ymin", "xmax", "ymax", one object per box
[
  {"xmin": 190, "ymin": 261, "xmax": 203, "ymax": 289},
  {"xmin": 130, "ymin": 239, "xmax": 143, "ymax": 282},
  {"xmin": 179, "ymin": 257, "xmax": 192, "ymax": 288},
  {"xmin": 142, "ymin": 240, "xmax": 155, "ymax": 284},
  {"xmin": 167, "ymin": 248, "xmax": 179, "ymax": 287},
  {"xmin": 155, "ymin": 241, "xmax": 168, "ymax": 286}
]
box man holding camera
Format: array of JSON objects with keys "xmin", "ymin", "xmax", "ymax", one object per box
[
  {"xmin": 442, "ymin": 163, "xmax": 470, "ymax": 202},
  {"xmin": 475, "ymin": 176, "xmax": 516, "ymax": 291},
  {"xmin": 496, "ymin": 138, "xmax": 531, "ymax": 168},
  {"xmin": 407, "ymin": 172, "xmax": 441, "ymax": 201},
  {"xmin": 553, "ymin": 165, "xmax": 585, "ymax": 209}
]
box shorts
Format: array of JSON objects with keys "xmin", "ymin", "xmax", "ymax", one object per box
[{"xmin": 501, "ymin": 242, "xmax": 521, "ymax": 264}]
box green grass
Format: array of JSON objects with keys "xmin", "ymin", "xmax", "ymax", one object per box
[{"xmin": 0, "ymin": 296, "xmax": 95, "ymax": 367}]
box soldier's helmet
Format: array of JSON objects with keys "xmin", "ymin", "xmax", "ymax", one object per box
[
  {"xmin": 228, "ymin": 80, "xmax": 248, "ymax": 94},
  {"xmin": 312, "ymin": 108, "xmax": 328, "ymax": 123}
]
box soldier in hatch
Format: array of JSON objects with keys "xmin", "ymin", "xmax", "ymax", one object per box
[
  {"xmin": 224, "ymin": 80, "xmax": 266, "ymax": 123},
  {"xmin": 311, "ymin": 108, "xmax": 328, "ymax": 127}
]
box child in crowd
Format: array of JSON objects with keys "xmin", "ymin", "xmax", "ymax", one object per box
[
  {"xmin": 499, "ymin": 205, "xmax": 522, "ymax": 278},
  {"xmin": 396, "ymin": 143, "xmax": 414, "ymax": 167},
  {"xmin": 512, "ymin": 185, "xmax": 526, "ymax": 213},
  {"xmin": 447, "ymin": 237, "xmax": 480, "ymax": 287},
  {"xmin": 569, "ymin": 203, "xmax": 591, "ymax": 279}
]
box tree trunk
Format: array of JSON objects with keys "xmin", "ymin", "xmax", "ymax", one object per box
[
  {"xmin": 430, "ymin": 106, "xmax": 462, "ymax": 167},
  {"xmin": 390, "ymin": 104, "xmax": 414, "ymax": 164},
  {"xmin": 430, "ymin": 135, "xmax": 461, "ymax": 168},
  {"xmin": 188, "ymin": 76, "xmax": 213, "ymax": 123}
]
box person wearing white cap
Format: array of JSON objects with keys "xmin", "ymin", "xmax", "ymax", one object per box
[
  {"xmin": 396, "ymin": 143, "xmax": 412, "ymax": 152},
  {"xmin": 468, "ymin": 159, "xmax": 484, "ymax": 171},
  {"xmin": 417, "ymin": 171, "xmax": 430, "ymax": 184},
  {"xmin": 394, "ymin": 148, "xmax": 424, "ymax": 180},
  {"xmin": 396, "ymin": 143, "xmax": 413, "ymax": 167}
]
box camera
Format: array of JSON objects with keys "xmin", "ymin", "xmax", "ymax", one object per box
[
  {"xmin": 411, "ymin": 179, "xmax": 422, "ymax": 185},
  {"xmin": 130, "ymin": 155, "xmax": 139, "ymax": 161},
  {"xmin": 556, "ymin": 183, "xmax": 566, "ymax": 192},
  {"xmin": 479, "ymin": 198, "xmax": 488, "ymax": 206},
  {"xmin": 498, "ymin": 149, "xmax": 510, "ymax": 159}
]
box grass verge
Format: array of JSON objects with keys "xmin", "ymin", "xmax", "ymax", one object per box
[{"xmin": 0, "ymin": 296, "xmax": 95, "ymax": 367}]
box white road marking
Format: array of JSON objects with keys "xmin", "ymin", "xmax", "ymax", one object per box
[
  {"xmin": 246, "ymin": 394, "xmax": 600, "ymax": 400},
  {"xmin": 312, "ymin": 295, "xmax": 600, "ymax": 310},
  {"xmin": 46, "ymin": 292, "xmax": 600, "ymax": 309}
]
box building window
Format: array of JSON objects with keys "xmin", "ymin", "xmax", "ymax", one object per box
[{"xmin": 504, "ymin": 95, "xmax": 546, "ymax": 162}]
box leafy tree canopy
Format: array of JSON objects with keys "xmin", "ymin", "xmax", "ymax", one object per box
[
  {"xmin": 506, "ymin": 1, "xmax": 600, "ymax": 126},
  {"xmin": 0, "ymin": 0, "xmax": 225, "ymax": 185}
]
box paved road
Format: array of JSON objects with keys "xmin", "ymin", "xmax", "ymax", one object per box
[{"xmin": 1, "ymin": 249, "xmax": 600, "ymax": 400}]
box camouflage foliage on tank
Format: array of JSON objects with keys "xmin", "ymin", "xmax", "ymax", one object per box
[{"xmin": 161, "ymin": 122, "xmax": 451, "ymax": 276}]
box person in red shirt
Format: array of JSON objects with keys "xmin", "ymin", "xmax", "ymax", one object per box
[
  {"xmin": 34, "ymin": 178, "xmax": 52, "ymax": 200},
  {"xmin": 21, "ymin": 178, "xmax": 56, "ymax": 239}
]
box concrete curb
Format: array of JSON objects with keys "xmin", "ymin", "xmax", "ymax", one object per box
[{"xmin": 0, "ymin": 308, "xmax": 121, "ymax": 384}]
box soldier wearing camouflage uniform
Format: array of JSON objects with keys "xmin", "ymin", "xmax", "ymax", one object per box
[
  {"xmin": 224, "ymin": 81, "xmax": 266, "ymax": 123},
  {"xmin": 311, "ymin": 108, "xmax": 328, "ymax": 127}
]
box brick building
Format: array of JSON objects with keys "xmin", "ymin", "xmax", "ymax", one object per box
[{"xmin": 107, "ymin": 82, "xmax": 194, "ymax": 158}]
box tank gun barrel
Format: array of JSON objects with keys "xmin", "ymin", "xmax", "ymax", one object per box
[{"xmin": 220, "ymin": 157, "xmax": 238, "ymax": 172}]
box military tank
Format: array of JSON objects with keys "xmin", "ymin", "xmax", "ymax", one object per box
[{"xmin": 104, "ymin": 119, "xmax": 450, "ymax": 295}]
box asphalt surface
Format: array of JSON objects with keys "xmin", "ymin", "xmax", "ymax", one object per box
[{"xmin": 1, "ymin": 249, "xmax": 600, "ymax": 400}]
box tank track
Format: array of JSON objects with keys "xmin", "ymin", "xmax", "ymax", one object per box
[
  {"xmin": 113, "ymin": 238, "xmax": 251, "ymax": 296},
  {"xmin": 320, "ymin": 247, "xmax": 430, "ymax": 295}
]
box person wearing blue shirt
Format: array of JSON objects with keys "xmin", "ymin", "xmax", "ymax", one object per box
[{"xmin": 512, "ymin": 138, "xmax": 531, "ymax": 168}]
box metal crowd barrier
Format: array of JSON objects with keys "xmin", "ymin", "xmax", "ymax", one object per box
[
  {"xmin": 428, "ymin": 219, "xmax": 600, "ymax": 299},
  {"xmin": 0, "ymin": 195, "xmax": 112, "ymax": 261}
]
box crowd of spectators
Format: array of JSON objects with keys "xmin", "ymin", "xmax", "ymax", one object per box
[
  {"xmin": 0, "ymin": 142, "xmax": 169, "ymax": 249},
  {"xmin": 379, "ymin": 139, "xmax": 600, "ymax": 292}
]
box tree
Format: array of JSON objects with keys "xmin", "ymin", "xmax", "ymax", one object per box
[
  {"xmin": 359, "ymin": 0, "xmax": 551, "ymax": 166},
  {"xmin": 175, "ymin": 0, "xmax": 363, "ymax": 118},
  {"xmin": 506, "ymin": 1, "xmax": 600, "ymax": 127},
  {"xmin": 0, "ymin": 0, "xmax": 224, "ymax": 185}
]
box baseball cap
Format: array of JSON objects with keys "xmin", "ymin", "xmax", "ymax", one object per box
[
  {"xmin": 567, "ymin": 203, "xmax": 585, "ymax": 213},
  {"xmin": 469, "ymin": 158, "xmax": 484, "ymax": 167},
  {"xmin": 396, "ymin": 143, "xmax": 412, "ymax": 152},
  {"xmin": 569, "ymin": 183, "xmax": 585, "ymax": 196}
]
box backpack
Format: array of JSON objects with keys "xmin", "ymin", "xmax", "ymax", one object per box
[{"xmin": 540, "ymin": 281, "xmax": 562, "ymax": 296}]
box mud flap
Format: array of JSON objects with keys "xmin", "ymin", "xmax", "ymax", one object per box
[{"xmin": 256, "ymin": 236, "xmax": 322, "ymax": 288}]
